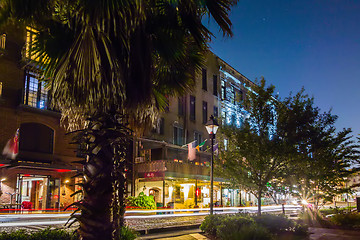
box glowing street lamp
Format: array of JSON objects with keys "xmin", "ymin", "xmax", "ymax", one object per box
[{"xmin": 205, "ymin": 115, "xmax": 219, "ymax": 215}]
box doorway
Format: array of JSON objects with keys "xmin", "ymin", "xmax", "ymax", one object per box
[{"xmin": 17, "ymin": 174, "xmax": 56, "ymax": 210}]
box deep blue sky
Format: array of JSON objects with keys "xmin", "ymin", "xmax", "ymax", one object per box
[{"xmin": 208, "ymin": 0, "xmax": 360, "ymax": 137}]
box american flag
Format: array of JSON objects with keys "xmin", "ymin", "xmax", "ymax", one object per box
[{"xmin": 187, "ymin": 140, "xmax": 197, "ymax": 161}]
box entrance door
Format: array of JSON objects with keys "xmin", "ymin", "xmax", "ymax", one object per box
[
  {"xmin": 17, "ymin": 175, "xmax": 49, "ymax": 210},
  {"xmin": 47, "ymin": 179, "xmax": 60, "ymax": 209}
]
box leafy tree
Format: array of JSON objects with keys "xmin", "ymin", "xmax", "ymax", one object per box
[
  {"xmin": 0, "ymin": 0, "xmax": 237, "ymax": 239},
  {"xmin": 217, "ymin": 80, "xmax": 359, "ymax": 215},
  {"xmin": 217, "ymin": 78, "xmax": 290, "ymax": 215},
  {"xmin": 278, "ymin": 89, "xmax": 359, "ymax": 209}
]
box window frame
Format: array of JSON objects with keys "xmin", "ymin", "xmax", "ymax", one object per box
[
  {"xmin": 23, "ymin": 70, "xmax": 49, "ymax": 110},
  {"xmin": 190, "ymin": 95, "xmax": 196, "ymax": 121},
  {"xmin": 202, "ymin": 68, "xmax": 207, "ymax": 91}
]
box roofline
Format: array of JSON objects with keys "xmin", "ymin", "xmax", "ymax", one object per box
[{"xmin": 212, "ymin": 52, "xmax": 256, "ymax": 87}]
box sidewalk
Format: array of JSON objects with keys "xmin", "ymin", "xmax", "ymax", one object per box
[
  {"xmin": 309, "ymin": 227, "xmax": 360, "ymax": 240},
  {"xmin": 138, "ymin": 227, "xmax": 360, "ymax": 240}
]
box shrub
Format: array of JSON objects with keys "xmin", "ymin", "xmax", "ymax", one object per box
[
  {"xmin": 126, "ymin": 192, "xmax": 156, "ymax": 209},
  {"xmin": 119, "ymin": 226, "xmax": 138, "ymax": 240},
  {"xmin": 0, "ymin": 230, "xmax": 29, "ymax": 240},
  {"xmin": 254, "ymin": 214, "xmax": 308, "ymax": 236},
  {"xmin": 29, "ymin": 229, "xmax": 78, "ymax": 240},
  {"xmin": 254, "ymin": 214, "xmax": 293, "ymax": 234},
  {"xmin": 218, "ymin": 223, "xmax": 272, "ymax": 240},
  {"xmin": 330, "ymin": 212, "xmax": 360, "ymax": 229},
  {"xmin": 0, "ymin": 229, "xmax": 78, "ymax": 240},
  {"xmin": 200, "ymin": 214, "xmax": 224, "ymax": 236}
]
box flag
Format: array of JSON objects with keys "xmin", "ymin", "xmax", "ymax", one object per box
[
  {"xmin": 213, "ymin": 143, "xmax": 219, "ymax": 155},
  {"xmin": 195, "ymin": 139, "xmax": 207, "ymax": 151},
  {"xmin": 187, "ymin": 141, "xmax": 197, "ymax": 161},
  {"xmin": 2, "ymin": 128, "xmax": 19, "ymax": 159}
]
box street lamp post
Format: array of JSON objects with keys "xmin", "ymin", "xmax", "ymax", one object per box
[{"xmin": 205, "ymin": 115, "xmax": 219, "ymax": 215}]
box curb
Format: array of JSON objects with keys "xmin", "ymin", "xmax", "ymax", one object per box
[{"xmin": 138, "ymin": 224, "xmax": 201, "ymax": 235}]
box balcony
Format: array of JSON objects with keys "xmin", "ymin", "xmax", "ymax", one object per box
[
  {"xmin": 136, "ymin": 159, "xmax": 210, "ymax": 180},
  {"xmin": 134, "ymin": 138, "xmax": 212, "ymax": 180}
]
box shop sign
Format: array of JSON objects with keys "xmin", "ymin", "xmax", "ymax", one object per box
[
  {"xmin": 144, "ymin": 172, "xmax": 164, "ymax": 178},
  {"xmin": 196, "ymin": 188, "xmax": 201, "ymax": 197}
]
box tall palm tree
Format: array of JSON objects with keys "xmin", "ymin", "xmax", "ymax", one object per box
[{"xmin": 0, "ymin": 0, "xmax": 236, "ymax": 239}]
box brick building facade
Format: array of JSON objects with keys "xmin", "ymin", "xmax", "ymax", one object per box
[{"xmin": 0, "ymin": 23, "xmax": 80, "ymax": 210}]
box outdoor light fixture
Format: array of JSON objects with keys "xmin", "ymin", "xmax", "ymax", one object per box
[
  {"xmin": 205, "ymin": 115, "xmax": 219, "ymax": 135},
  {"xmin": 205, "ymin": 115, "xmax": 219, "ymax": 215},
  {"xmin": 0, "ymin": 178, "xmax": 6, "ymax": 182}
]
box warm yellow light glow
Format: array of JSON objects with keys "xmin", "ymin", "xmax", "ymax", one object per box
[
  {"xmin": 0, "ymin": 178, "xmax": 6, "ymax": 182},
  {"xmin": 180, "ymin": 183, "xmax": 195, "ymax": 200},
  {"xmin": 301, "ymin": 199, "xmax": 308, "ymax": 205},
  {"xmin": 169, "ymin": 186, "xmax": 174, "ymax": 198},
  {"xmin": 65, "ymin": 180, "xmax": 70, "ymax": 183}
]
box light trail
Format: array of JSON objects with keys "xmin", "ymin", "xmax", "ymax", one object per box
[{"xmin": 0, "ymin": 205, "xmax": 301, "ymax": 227}]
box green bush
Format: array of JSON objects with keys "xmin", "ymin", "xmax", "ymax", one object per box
[
  {"xmin": 216, "ymin": 214, "xmax": 254, "ymax": 235},
  {"xmin": 119, "ymin": 226, "xmax": 138, "ymax": 240},
  {"xmin": 320, "ymin": 206, "xmax": 356, "ymax": 216},
  {"xmin": 0, "ymin": 227, "xmax": 137, "ymax": 240},
  {"xmin": 0, "ymin": 230, "xmax": 29, "ymax": 240},
  {"xmin": 218, "ymin": 223, "xmax": 272, "ymax": 240},
  {"xmin": 253, "ymin": 214, "xmax": 308, "ymax": 236},
  {"xmin": 330, "ymin": 212, "xmax": 360, "ymax": 229},
  {"xmin": 29, "ymin": 229, "xmax": 78, "ymax": 240},
  {"xmin": 254, "ymin": 214, "xmax": 293, "ymax": 234},
  {"xmin": 126, "ymin": 192, "xmax": 156, "ymax": 209},
  {"xmin": 200, "ymin": 214, "xmax": 224, "ymax": 236},
  {"xmin": 201, "ymin": 213, "xmax": 308, "ymax": 239},
  {"xmin": 0, "ymin": 229, "xmax": 78, "ymax": 240}
]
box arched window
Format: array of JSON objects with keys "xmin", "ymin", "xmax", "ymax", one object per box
[{"xmin": 19, "ymin": 123, "xmax": 54, "ymax": 154}]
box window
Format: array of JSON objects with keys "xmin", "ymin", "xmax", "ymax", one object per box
[
  {"xmin": 214, "ymin": 106, "xmax": 218, "ymax": 118},
  {"xmin": 194, "ymin": 132, "xmax": 202, "ymax": 145},
  {"xmin": 19, "ymin": 123, "xmax": 54, "ymax": 154},
  {"xmin": 222, "ymin": 110, "xmax": 227, "ymax": 125},
  {"xmin": 159, "ymin": 118, "xmax": 165, "ymax": 135},
  {"xmin": 25, "ymin": 27, "xmax": 42, "ymax": 61},
  {"xmin": 0, "ymin": 33, "xmax": 6, "ymax": 50},
  {"xmin": 178, "ymin": 97, "xmax": 185, "ymax": 116},
  {"xmin": 231, "ymin": 85, "xmax": 236, "ymax": 104},
  {"xmin": 239, "ymin": 90, "xmax": 244, "ymax": 102},
  {"xmin": 213, "ymin": 75, "xmax": 218, "ymax": 96},
  {"xmin": 190, "ymin": 95, "xmax": 196, "ymax": 121},
  {"xmin": 151, "ymin": 117, "xmax": 165, "ymax": 135},
  {"xmin": 202, "ymin": 68, "xmax": 207, "ymax": 91},
  {"xmin": 173, "ymin": 126, "xmax": 184, "ymax": 145},
  {"xmin": 202, "ymin": 101, "xmax": 208, "ymax": 124},
  {"xmin": 24, "ymin": 71, "xmax": 48, "ymax": 109},
  {"xmin": 221, "ymin": 79, "xmax": 226, "ymax": 100}
]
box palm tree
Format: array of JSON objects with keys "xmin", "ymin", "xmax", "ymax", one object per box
[{"xmin": 0, "ymin": 0, "xmax": 236, "ymax": 239}]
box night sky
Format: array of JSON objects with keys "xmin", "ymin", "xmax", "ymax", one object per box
[{"xmin": 208, "ymin": 0, "xmax": 360, "ymax": 138}]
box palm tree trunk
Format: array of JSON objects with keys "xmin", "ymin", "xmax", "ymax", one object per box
[{"xmin": 71, "ymin": 113, "xmax": 131, "ymax": 240}]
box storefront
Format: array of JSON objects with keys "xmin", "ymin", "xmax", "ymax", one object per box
[{"xmin": 135, "ymin": 177, "xmax": 222, "ymax": 208}]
